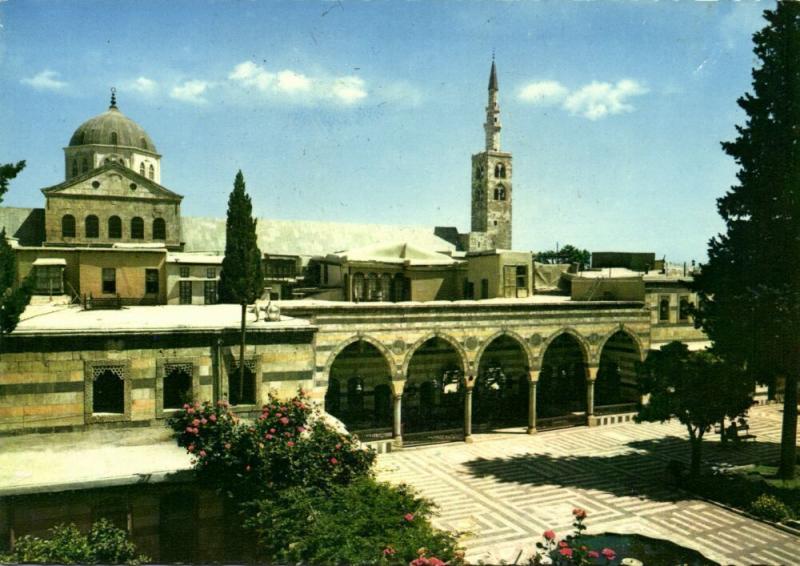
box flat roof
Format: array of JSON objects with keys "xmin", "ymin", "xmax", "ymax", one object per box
[{"xmin": 12, "ymin": 304, "xmax": 314, "ymax": 336}]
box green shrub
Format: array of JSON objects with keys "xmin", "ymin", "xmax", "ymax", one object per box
[
  {"xmin": 242, "ymin": 478, "xmax": 462, "ymax": 565},
  {"xmin": 750, "ymin": 493, "xmax": 793, "ymax": 523},
  {"xmin": 168, "ymin": 391, "xmax": 375, "ymax": 499},
  {"xmin": 1, "ymin": 519, "xmax": 147, "ymax": 565}
]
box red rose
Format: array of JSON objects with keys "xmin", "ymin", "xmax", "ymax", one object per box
[
  {"xmin": 601, "ymin": 548, "xmax": 616, "ymax": 560},
  {"xmin": 543, "ymin": 530, "xmax": 556, "ymax": 541},
  {"xmin": 280, "ymin": 416, "xmax": 290, "ymax": 425},
  {"xmin": 404, "ymin": 513, "xmax": 415, "ymax": 522},
  {"xmin": 558, "ymin": 541, "xmax": 569, "ymax": 548},
  {"xmin": 572, "ymin": 508, "xmax": 587, "ymax": 519},
  {"xmin": 199, "ymin": 450, "xmax": 207, "ymax": 457},
  {"xmin": 588, "ymin": 550, "xmax": 600, "ymax": 559},
  {"xmin": 330, "ymin": 457, "xmax": 338, "ymax": 464},
  {"xmin": 559, "ymin": 547, "xmax": 573, "ymax": 558},
  {"xmin": 383, "ymin": 547, "xmax": 396, "ymax": 556},
  {"xmin": 287, "ymin": 441, "xmax": 295, "ymax": 447}
]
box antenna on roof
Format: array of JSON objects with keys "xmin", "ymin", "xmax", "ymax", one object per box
[{"xmin": 110, "ymin": 87, "xmax": 117, "ymax": 109}]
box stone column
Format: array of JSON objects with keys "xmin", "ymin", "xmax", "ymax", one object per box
[
  {"xmin": 390, "ymin": 380, "xmax": 405, "ymax": 448},
  {"xmin": 463, "ymin": 374, "xmax": 475, "ymax": 443},
  {"xmin": 527, "ymin": 369, "xmax": 540, "ymax": 434},
  {"xmin": 586, "ymin": 366, "xmax": 599, "ymax": 426}
]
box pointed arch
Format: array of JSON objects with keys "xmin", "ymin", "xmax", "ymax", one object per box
[
  {"xmin": 536, "ymin": 328, "xmax": 591, "ymax": 369},
  {"xmin": 597, "ymin": 326, "xmax": 646, "ymax": 363},
  {"xmin": 322, "ymin": 335, "xmax": 396, "ymax": 380},
  {"xmin": 474, "ymin": 330, "xmax": 534, "ymax": 371},
  {"xmin": 402, "ymin": 332, "xmax": 469, "ymax": 377}
]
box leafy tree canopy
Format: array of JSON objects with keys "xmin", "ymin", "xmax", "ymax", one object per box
[
  {"xmin": 219, "ymin": 170, "xmax": 264, "ymax": 305},
  {"xmin": 0, "ymin": 161, "xmax": 32, "ymax": 337},
  {"xmin": 0, "ymin": 160, "xmax": 25, "ymax": 203},
  {"xmin": 535, "ymin": 244, "xmax": 591, "ymax": 266}
]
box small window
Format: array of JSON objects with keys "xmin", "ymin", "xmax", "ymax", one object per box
[
  {"xmin": 35, "ymin": 265, "xmax": 64, "ymax": 294},
  {"xmin": 679, "ymin": 296, "xmax": 691, "ymax": 322},
  {"xmin": 323, "ymin": 264, "xmax": 329, "ymax": 285},
  {"xmin": 164, "ymin": 365, "xmax": 192, "ymax": 410},
  {"xmin": 481, "ymin": 279, "xmax": 489, "ymax": 299},
  {"xmin": 179, "ymin": 280, "xmax": 192, "ymax": 304},
  {"xmin": 463, "ymin": 280, "xmax": 475, "ymax": 300},
  {"xmin": 102, "ymin": 268, "xmax": 116, "ymax": 294},
  {"xmin": 108, "ymin": 216, "xmax": 122, "ymax": 238},
  {"xmin": 153, "ymin": 218, "xmax": 166, "ymax": 240},
  {"xmin": 380, "ymin": 273, "xmax": 391, "ymax": 301},
  {"xmin": 71, "ymin": 160, "xmax": 78, "ymax": 177},
  {"xmin": 139, "ymin": 163, "xmax": 145, "ymax": 176},
  {"xmin": 204, "ymin": 281, "xmax": 218, "ymax": 305},
  {"xmin": 206, "ymin": 268, "xmax": 216, "ymax": 279},
  {"xmin": 149, "ymin": 164, "xmax": 155, "ymax": 180},
  {"xmin": 131, "ymin": 217, "xmax": 144, "ymax": 239},
  {"xmin": 352, "ymin": 272, "xmax": 365, "ymax": 302},
  {"xmin": 85, "ymin": 215, "xmax": 99, "ymax": 238},
  {"xmin": 61, "ymin": 214, "xmax": 76, "ymax": 238},
  {"xmin": 659, "ymin": 297, "xmax": 670, "ymax": 322},
  {"xmin": 93, "ymin": 368, "xmax": 124, "ymax": 414},
  {"xmin": 179, "ymin": 266, "xmax": 190, "ymax": 278},
  {"xmin": 111, "ymin": 132, "xmax": 118, "ymax": 145},
  {"xmin": 366, "ymin": 273, "xmax": 378, "ymax": 302},
  {"xmin": 229, "ymin": 363, "xmax": 256, "ymax": 405},
  {"xmin": 145, "ymin": 269, "xmax": 159, "ymax": 294},
  {"xmin": 82, "ymin": 157, "xmax": 89, "ymax": 173},
  {"xmin": 495, "ymin": 184, "xmax": 506, "ymax": 201},
  {"xmin": 516, "ymin": 265, "xmax": 527, "ymax": 289}
]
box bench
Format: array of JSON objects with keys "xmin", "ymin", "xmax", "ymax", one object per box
[{"xmin": 714, "ymin": 421, "xmax": 756, "ymax": 442}]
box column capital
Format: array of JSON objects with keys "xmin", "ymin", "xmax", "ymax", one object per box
[
  {"xmin": 528, "ymin": 369, "xmax": 540, "ymax": 384},
  {"xmin": 587, "ymin": 366, "xmax": 599, "ymax": 382},
  {"xmin": 389, "ymin": 380, "xmax": 405, "ymax": 397},
  {"xmin": 463, "ymin": 374, "xmax": 477, "ymax": 390}
]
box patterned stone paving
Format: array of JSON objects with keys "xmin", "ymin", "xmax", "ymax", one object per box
[{"xmin": 376, "ymin": 404, "xmax": 799, "ymax": 565}]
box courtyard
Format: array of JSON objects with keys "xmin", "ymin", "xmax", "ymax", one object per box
[{"xmin": 376, "ymin": 403, "xmax": 799, "ymax": 565}]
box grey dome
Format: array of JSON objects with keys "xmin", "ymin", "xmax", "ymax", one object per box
[{"xmin": 69, "ymin": 105, "xmax": 157, "ymax": 152}]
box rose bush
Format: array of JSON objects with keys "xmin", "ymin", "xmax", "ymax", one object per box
[{"xmin": 530, "ymin": 509, "xmax": 616, "ymax": 565}]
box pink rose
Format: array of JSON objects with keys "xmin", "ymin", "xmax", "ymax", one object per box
[
  {"xmin": 335, "ymin": 443, "xmax": 342, "ymax": 450},
  {"xmin": 265, "ymin": 434, "xmax": 273, "ymax": 440},
  {"xmin": 404, "ymin": 513, "xmax": 415, "ymax": 522},
  {"xmin": 573, "ymin": 508, "xmax": 587, "ymax": 519},
  {"xmin": 192, "ymin": 419, "xmax": 200, "ymax": 427},
  {"xmin": 297, "ymin": 426, "xmax": 306, "ymax": 433},
  {"xmin": 270, "ymin": 428, "xmax": 276, "ymax": 433},
  {"xmin": 187, "ymin": 444, "xmax": 195, "ymax": 452},
  {"xmin": 275, "ymin": 412, "xmax": 282, "ymax": 418},
  {"xmin": 558, "ymin": 541, "xmax": 569, "ymax": 548},
  {"xmin": 280, "ymin": 416, "xmax": 290, "ymax": 425},
  {"xmin": 601, "ymin": 548, "xmax": 616, "ymax": 560},
  {"xmin": 209, "ymin": 414, "xmax": 217, "ymax": 422},
  {"xmin": 588, "ymin": 550, "xmax": 599, "ymax": 559},
  {"xmin": 543, "ymin": 530, "xmax": 556, "ymax": 541},
  {"xmin": 287, "ymin": 441, "xmax": 295, "ymax": 447},
  {"xmin": 199, "ymin": 450, "xmax": 207, "ymax": 457},
  {"xmin": 559, "ymin": 547, "xmax": 573, "ymax": 558},
  {"xmin": 183, "ymin": 403, "xmax": 190, "ymax": 409},
  {"xmin": 383, "ymin": 547, "xmax": 396, "ymax": 556},
  {"xmin": 187, "ymin": 408, "xmax": 195, "ymax": 414},
  {"xmin": 330, "ymin": 457, "xmax": 338, "ymax": 465},
  {"xmin": 200, "ymin": 418, "xmax": 207, "ymax": 425}
]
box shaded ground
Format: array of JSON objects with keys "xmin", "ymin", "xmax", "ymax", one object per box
[{"xmin": 376, "ymin": 404, "xmax": 799, "ymax": 565}]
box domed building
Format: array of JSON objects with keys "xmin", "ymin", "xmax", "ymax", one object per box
[{"xmin": 41, "ymin": 93, "xmax": 182, "ymax": 251}]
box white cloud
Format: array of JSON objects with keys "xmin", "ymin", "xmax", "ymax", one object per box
[
  {"xmin": 330, "ymin": 76, "xmax": 367, "ymax": 104},
  {"xmin": 518, "ymin": 80, "xmax": 568, "ymax": 105},
  {"xmin": 276, "ymin": 70, "xmax": 312, "ymax": 93},
  {"xmin": 170, "ymin": 80, "xmax": 210, "ymax": 104},
  {"xmin": 129, "ymin": 76, "xmax": 157, "ymax": 95},
  {"xmin": 21, "ymin": 69, "xmax": 67, "ymax": 91},
  {"xmin": 228, "ymin": 61, "xmax": 367, "ymax": 106},
  {"xmin": 563, "ymin": 79, "xmax": 648, "ymax": 120}
]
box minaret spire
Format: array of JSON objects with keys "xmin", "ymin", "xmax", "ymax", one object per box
[{"xmin": 484, "ymin": 58, "xmax": 501, "ymax": 151}]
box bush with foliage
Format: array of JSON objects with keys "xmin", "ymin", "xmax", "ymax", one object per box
[
  {"xmin": 168, "ymin": 391, "xmax": 375, "ymax": 499},
  {"xmin": 749, "ymin": 493, "xmax": 793, "ymax": 523},
  {"xmin": 1, "ymin": 519, "xmax": 147, "ymax": 565},
  {"xmin": 243, "ymin": 477, "xmax": 462, "ymax": 565},
  {"xmin": 530, "ymin": 508, "xmax": 616, "ymax": 565}
]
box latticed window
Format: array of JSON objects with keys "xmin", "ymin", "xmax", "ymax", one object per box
[
  {"xmin": 92, "ymin": 366, "xmax": 125, "ymax": 414},
  {"xmin": 164, "ymin": 363, "xmax": 192, "ymax": 410},
  {"xmin": 85, "ymin": 215, "xmax": 99, "ymax": 238},
  {"xmin": 131, "ymin": 217, "xmax": 144, "ymax": 239},
  {"xmin": 62, "ymin": 215, "xmax": 76, "ymax": 238},
  {"xmin": 108, "ymin": 216, "xmax": 122, "ymax": 238},
  {"xmin": 179, "ymin": 280, "xmax": 192, "ymax": 304}
]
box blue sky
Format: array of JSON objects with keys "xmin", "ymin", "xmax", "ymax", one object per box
[{"xmin": 0, "ymin": 0, "xmax": 775, "ymax": 262}]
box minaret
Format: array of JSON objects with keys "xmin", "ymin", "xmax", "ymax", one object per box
[{"xmin": 470, "ymin": 59, "xmax": 513, "ymax": 250}]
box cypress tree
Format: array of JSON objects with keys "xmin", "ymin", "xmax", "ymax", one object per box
[
  {"xmin": 693, "ymin": 2, "xmax": 800, "ymax": 479},
  {"xmin": 219, "ymin": 170, "xmax": 264, "ymax": 401}
]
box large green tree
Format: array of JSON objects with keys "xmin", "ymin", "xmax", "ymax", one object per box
[
  {"xmin": 692, "ymin": 1, "xmax": 800, "ymax": 479},
  {"xmin": 535, "ymin": 244, "xmax": 591, "ymax": 267},
  {"xmin": 1, "ymin": 161, "xmax": 32, "ymax": 346},
  {"xmin": 636, "ymin": 342, "xmax": 754, "ymax": 477},
  {"xmin": 219, "ymin": 171, "xmax": 264, "ymax": 401}
]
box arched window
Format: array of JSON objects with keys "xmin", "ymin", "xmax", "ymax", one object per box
[
  {"xmin": 139, "ymin": 163, "xmax": 145, "ymax": 176},
  {"xmin": 495, "ymin": 163, "xmax": 507, "ymax": 178},
  {"xmin": 93, "ymin": 369, "xmax": 124, "ymax": 414},
  {"xmin": 148, "ymin": 164, "xmax": 155, "ymax": 180},
  {"xmin": 108, "ymin": 216, "xmax": 122, "ymax": 239},
  {"xmin": 110, "ymin": 132, "xmax": 118, "ymax": 145},
  {"xmin": 495, "ymin": 184, "xmax": 506, "ymax": 201},
  {"xmin": 71, "ymin": 160, "xmax": 78, "ymax": 178},
  {"xmin": 131, "ymin": 217, "xmax": 144, "ymax": 239},
  {"xmin": 352, "ymin": 272, "xmax": 365, "ymax": 302},
  {"xmin": 85, "ymin": 215, "xmax": 99, "ymax": 238},
  {"xmin": 659, "ymin": 297, "xmax": 670, "ymax": 322},
  {"xmin": 61, "ymin": 215, "xmax": 76, "ymax": 238},
  {"xmin": 82, "ymin": 157, "xmax": 89, "ymax": 173},
  {"xmin": 495, "ymin": 164, "xmax": 501, "ymax": 178},
  {"xmin": 153, "ymin": 218, "xmax": 166, "ymax": 240},
  {"xmin": 366, "ymin": 273, "xmax": 378, "ymax": 301}
]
